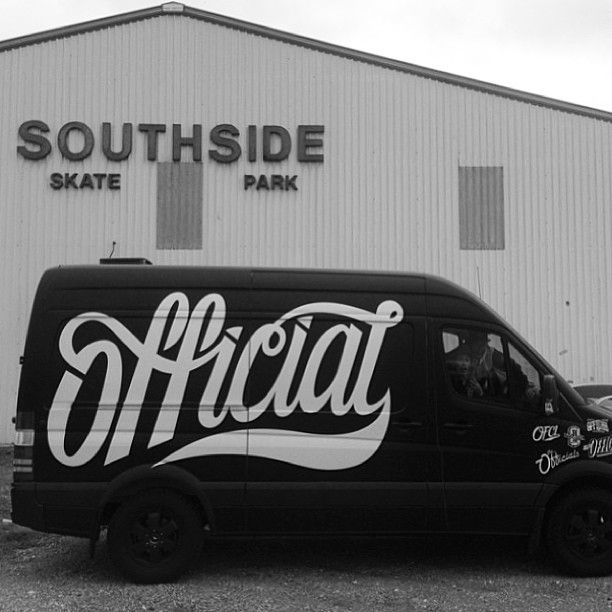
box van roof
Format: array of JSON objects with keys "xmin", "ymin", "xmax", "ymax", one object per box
[{"xmin": 37, "ymin": 264, "xmax": 501, "ymax": 324}]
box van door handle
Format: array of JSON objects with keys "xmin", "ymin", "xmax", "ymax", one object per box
[
  {"xmin": 443, "ymin": 422, "xmax": 474, "ymax": 431},
  {"xmin": 398, "ymin": 421, "xmax": 423, "ymax": 430}
]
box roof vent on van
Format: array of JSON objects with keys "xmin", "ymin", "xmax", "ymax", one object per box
[{"xmin": 99, "ymin": 258, "xmax": 153, "ymax": 265}]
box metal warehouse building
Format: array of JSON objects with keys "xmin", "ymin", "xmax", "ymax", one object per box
[{"xmin": 0, "ymin": 3, "xmax": 611, "ymax": 443}]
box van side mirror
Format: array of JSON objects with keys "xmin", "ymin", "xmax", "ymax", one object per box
[{"xmin": 542, "ymin": 374, "xmax": 559, "ymax": 416}]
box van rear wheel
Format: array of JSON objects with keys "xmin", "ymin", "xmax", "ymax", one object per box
[
  {"xmin": 546, "ymin": 487, "xmax": 612, "ymax": 576},
  {"xmin": 107, "ymin": 488, "xmax": 203, "ymax": 583}
]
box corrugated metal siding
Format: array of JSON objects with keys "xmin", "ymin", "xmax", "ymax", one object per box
[{"xmin": 0, "ymin": 15, "xmax": 611, "ymax": 442}]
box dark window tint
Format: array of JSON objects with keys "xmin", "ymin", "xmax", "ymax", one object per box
[{"xmin": 507, "ymin": 343, "xmax": 542, "ymax": 408}]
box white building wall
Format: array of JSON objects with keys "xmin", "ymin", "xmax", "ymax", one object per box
[{"xmin": 0, "ymin": 12, "xmax": 611, "ymax": 442}]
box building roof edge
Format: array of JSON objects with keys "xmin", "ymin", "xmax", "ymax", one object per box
[{"xmin": 0, "ymin": 3, "xmax": 610, "ymax": 123}]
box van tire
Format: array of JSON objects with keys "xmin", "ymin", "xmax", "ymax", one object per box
[
  {"xmin": 545, "ymin": 487, "xmax": 612, "ymax": 576},
  {"xmin": 107, "ymin": 488, "xmax": 203, "ymax": 583}
]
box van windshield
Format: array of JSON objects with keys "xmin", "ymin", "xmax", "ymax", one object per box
[{"xmin": 560, "ymin": 378, "xmax": 590, "ymax": 407}]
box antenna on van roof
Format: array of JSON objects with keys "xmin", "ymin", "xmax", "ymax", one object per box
[
  {"xmin": 107, "ymin": 241, "xmax": 116, "ymax": 259},
  {"xmin": 476, "ymin": 265, "xmax": 483, "ymax": 299}
]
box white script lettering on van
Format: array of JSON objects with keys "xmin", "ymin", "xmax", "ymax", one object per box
[
  {"xmin": 47, "ymin": 293, "xmax": 403, "ymax": 470},
  {"xmin": 531, "ymin": 425, "xmax": 560, "ymax": 442},
  {"xmin": 535, "ymin": 449, "xmax": 579, "ymax": 475}
]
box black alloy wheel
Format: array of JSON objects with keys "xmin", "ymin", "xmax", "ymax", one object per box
[
  {"xmin": 128, "ymin": 508, "xmax": 179, "ymax": 564},
  {"xmin": 108, "ymin": 488, "xmax": 204, "ymax": 583},
  {"xmin": 546, "ymin": 487, "xmax": 612, "ymax": 576},
  {"xmin": 565, "ymin": 507, "xmax": 611, "ymax": 558}
]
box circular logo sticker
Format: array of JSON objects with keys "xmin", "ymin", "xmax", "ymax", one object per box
[{"xmin": 564, "ymin": 425, "xmax": 584, "ymax": 449}]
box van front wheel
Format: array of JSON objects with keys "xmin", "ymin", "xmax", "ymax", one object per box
[
  {"xmin": 107, "ymin": 489, "xmax": 203, "ymax": 583},
  {"xmin": 546, "ymin": 487, "xmax": 612, "ymax": 576}
]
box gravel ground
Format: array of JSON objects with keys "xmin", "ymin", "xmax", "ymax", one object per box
[{"xmin": 3, "ymin": 446, "xmax": 612, "ymax": 611}]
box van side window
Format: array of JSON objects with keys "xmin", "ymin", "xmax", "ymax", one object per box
[
  {"xmin": 507, "ymin": 343, "xmax": 542, "ymax": 408},
  {"xmin": 442, "ymin": 328, "xmax": 509, "ymax": 400}
]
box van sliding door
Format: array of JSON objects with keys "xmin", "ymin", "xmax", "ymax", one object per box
[{"xmin": 244, "ymin": 287, "xmax": 438, "ymax": 535}]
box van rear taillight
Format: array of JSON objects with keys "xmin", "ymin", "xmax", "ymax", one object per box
[{"xmin": 13, "ymin": 427, "xmax": 34, "ymax": 481}]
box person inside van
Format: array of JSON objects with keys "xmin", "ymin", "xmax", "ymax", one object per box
[
  {"xmin": 447, "ymin": 350, "xmax": 484, "ymax": 398},
  {"xmin": 468, "ymin": 331, "xmax": 507, "ymax": 396}
]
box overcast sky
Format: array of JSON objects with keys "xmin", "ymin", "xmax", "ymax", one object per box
[{"xmin": 1, "ymin": 0, "xmax": 610, "ymax": 112}]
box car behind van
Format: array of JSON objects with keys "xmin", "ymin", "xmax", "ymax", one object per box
[{"xmin": 11, "ymin": 263, "xmax": 612, "ymax": 582}]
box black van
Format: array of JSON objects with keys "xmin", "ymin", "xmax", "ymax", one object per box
[{"xmin": 11, "ymin": 263, "xmax": 612, "ymax": 582}]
